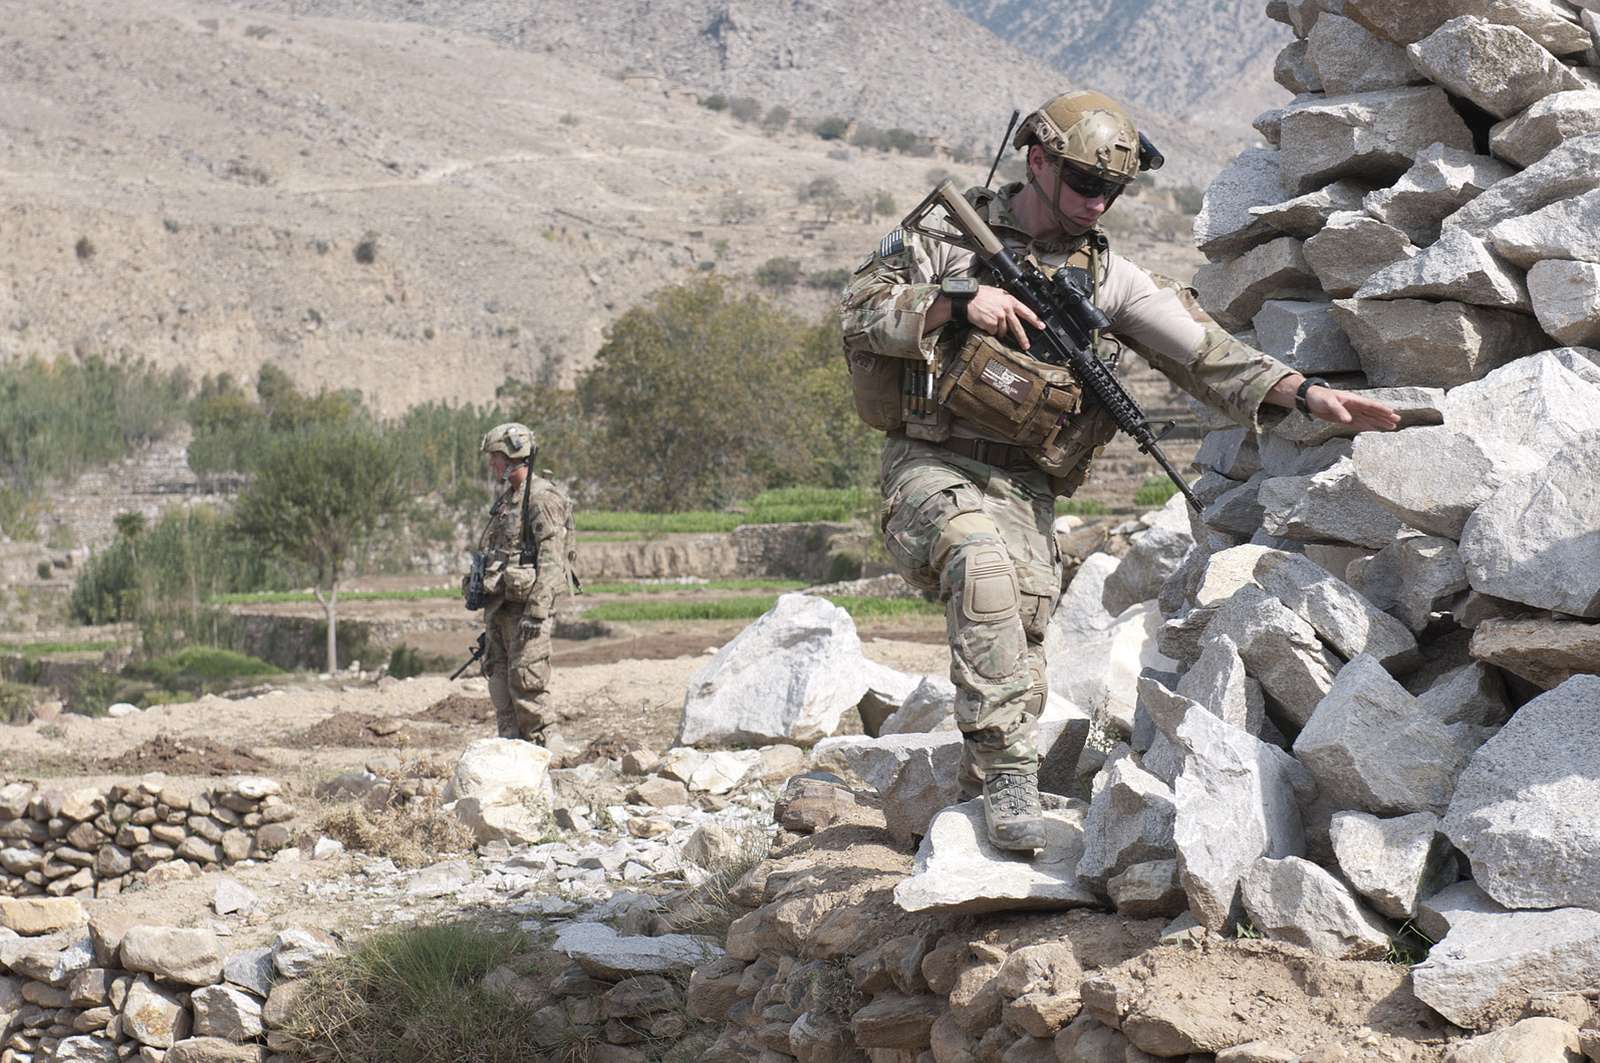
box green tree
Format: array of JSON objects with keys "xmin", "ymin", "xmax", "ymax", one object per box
[
  {"xmin": 576, "ymin": 279, "xmax": 876, "ymax": 510},
  {"xmin": 232, "ymin": 422, "xmax": 404, "ymax": 674}
]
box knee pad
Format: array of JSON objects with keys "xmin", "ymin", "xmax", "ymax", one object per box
[{"xmin": 944, "ymin": 534, "xmax": 1026, "ymax": 684}]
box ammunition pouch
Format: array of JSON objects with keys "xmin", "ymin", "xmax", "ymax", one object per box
[
  {"xmin": 845, "ymin": 348, "xmax": 905, "ymax": 432},
  {"xmin": 463, "ymin": 552, "xmax": 488, "ymax": 612},
  {"xmin": 501, "ymin": 563, "xmax": 539, "ymax": 603},
  {"xmin": 937, "ymin": 330, "xmax": 1083, "ymax": 450}
]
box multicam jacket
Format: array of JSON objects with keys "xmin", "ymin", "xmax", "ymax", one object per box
[
  {"xmin": 839, "ymin": 182, "xmax": 1295, "ymax": 439},
  {"xmin": 477, "ymin": 474, "xmax": 573, "ymax": 620}
]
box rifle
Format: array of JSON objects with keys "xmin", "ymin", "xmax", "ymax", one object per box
[
  {"xmin": 901, "ymin": 180, "xmax": 1202, "ymax": 512},
  {"xmin": 463, "ymin": 551, "xmax": 488, "ymax": 611},
  {"xmin": 450, "ymin": 632, "xmax": 487, "ymax": 681}
]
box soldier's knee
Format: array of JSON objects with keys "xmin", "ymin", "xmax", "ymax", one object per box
[{"xmin": 943, "ymin": 534, "xmax": 1027, "ymax": 683}]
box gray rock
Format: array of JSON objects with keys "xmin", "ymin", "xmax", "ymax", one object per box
[
  {"xmin": 192, "ymin": 984, "xmax": 264, "ymax": 1041},
  {"xmin": 1343, "ymin": 0, "xmax": 1592, "ymax": 49},
  {"xmin": 1365, "ymin": 143, "xmax": 1516, "ymax": 247},
  {"xmin": 1194, "ymin": 237, "xmax": 1323, "ymax": 331},
  {"xmin": 1490, "ymin": 90, "xmax": 1600, "ymax": 167},
  {"xmin": 1303, "ymin": 211, "xmax": 1419, "ymax": 297},
  {"xmin": 1487, "ymin": 187, "xmax": 1600, "ymax": 268},
  {"xmin": 1193, "ymin": 426, "xmax": 1263, "ymax": 481},
  {"xmin": 679, "ymin": 593, "xmax": 877, "ymax": 746},
  {"xmin": 1275, "ymin": 385, "xmax": 1446, "ymax": 445},
  {"xmin": 1275, "ymin": 38, "xmax": 1324, "ymax": 94},
  {"xmin": 1198, "ymin": 545, "xmax": 1419, "ymax": 671},
  {"xmin": 1470, "ymin": 616, "xmax": 1600, "ymax": 690},
  {"xmin": 1258, "ymin": 435, "xmax": 1354, "ymax": 479},
  {"xmin": 1277, "ymin": 86, "xmax": 1474, "ymax": 193},
  {"xmin": 1171, "ymin": 700, "xmax": 1315, "ymax": 931},
  {"xmin": 1408, "ymin": 17, "xmax": 1584, "ymax": 119},
  {"xmin": 1252, "ymin": 300, "xmax": 1361, "ymax": 374},
  {"xmin": 1249, "ymin": 180, "xmax": 1371, "ymax": 240},
  {"xmin": 1307, "ymin": 13, "xmax": 1424, "ymax": 93},
  {"xmin": 1106, "ymin": 860, "xmax": 1186, "ymax": 919},
  {"xmin": 1447, "ymin": 350, "xmax": 1600, "ymax": 466},
  {"xmin": 1443, "ymin": 676, "xmax": 1600, "ymax": 910},
  {"xmin": 1254, "ymin": 103, "xmax": 1289, "ymax": 146},
  {"xmin": 1076, "ymin": 752, "xmax": 1177, "ymax": 891},
  {"xmin": 817, "ymin": 731, "xmax": 963, "ymax": 845},
  {"xmin": 1416, "ymin": 662, "xmax": 1510, "ymax": 728},
  {"xmin": 1, "ymin": 930, "xmax": 93, "ymax": 986},
  {"xmin": 879, "ymin": 675, "xmax": 957, "ymax": 736},
  {"xmin": 1412, "ymin": 902, "xmax": 1600, "ymax": 1029},
  {"xmin": 1329, "ymin": 811, "xmax": 1458, "ymax": 919},
  {"xmin": 1529, "ymin": 259, "xmax": 1600, "ymax": 346},
  {"xmin": 1201, "ymin": 587, "xmax": 1340, "ymax": 727},
  {"xmin": 1352, "ymin": 426, "xmax": 1535, "ymax": 539},
  {"xmin": 893, "ymin": 799, "xmax": 1098, "ymax": 915},
  {"xmin": 1202, "ymin": 470, "xmax": 1269, "ymax": 538},
  {"xmin": 1446, "ymin": 1018, "xmax": 1587, "ymax": 1063},
  {"xmin": 1445, "ymin": 132, "xmax": 1600, "ymax": 237},
  {"xmin": 1239, "ymin": 856, "xmax": 1392, "ymax": 959},
  {"xmin": 211, "ymin": 878, "xmax": 258, "ymax": 917},
  {"xmin": 1414, "ymin": 879, "xmax": 1506, "ymax": 943},
  {"xmin": 443, "ymin": 737, "xmax": 552, "ymax": 804},
  {"xmin": 1389, "ymin": 536, "xmax": 1469, "ymax": 633},
  {"xmin": 553, "ymin": 922, "xmax": 723, "ymax": 978},
  {"xmin": 1259, "ymin": 457, "xmax": 1405, "ymax": 549},
  {"xmin": 123, "ymin": 975, "xmax": 190, "ymax": 1048},
  {"xmin": 1460, "ymin": 433, "xmax": 1600, "ymax": 617},
  {"xmin": 51, "ymin": 1036, "xmax": 119, "ymax": 1063},
  {"xmin": 1050, "ymin": 601, "xmax": 1176, "ymax": 735},
  {"xmin": 1293, "ymin": 654, "xmax": 1495, "ymax": 817},
  {"xmin": 1332, "ymin": 298, "xmax": 1549, "ymax": 388},
  {"xmin": 407, "ymin": 858, "xmax": 473, "ymax": 898},
  {"xmin": 1354, "ymin": 229, "xmax": 1529, "ymax": 311},
  {"xmin": 1195, "ymin": 147, "xmax": 1289, "ymax": 259},
  {"xmin": 272, "ymin": 928, "xmax": 339, "ymax": 979},
  {"xmin": 1175, "ymin": 633, "xmax": 1267, "ymax": 736},
  {"xmin": 222, "ymin": 947, "xmax": 276, "ymax": 998},
  {"xmin": 1103, "ymin": 495, "xmax": 1194, "ymax": 615},
  {"xmin": 120, "ymin": 926, "xmax": 224, "ymax": 987}
]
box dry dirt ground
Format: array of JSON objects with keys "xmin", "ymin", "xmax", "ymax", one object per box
[{"xmin": 0, "ymin": 633, "xmax": 948, "ymax": 945}]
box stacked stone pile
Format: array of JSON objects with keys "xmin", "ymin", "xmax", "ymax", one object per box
[
  {"xmin": 0, "ymin": 780, "xmax": 293, "ymax": 901},
  {"xmin": 0, "ymin": 898, "xmax": 336, "ymax": 1063}
]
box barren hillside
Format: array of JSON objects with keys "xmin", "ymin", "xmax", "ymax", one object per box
[{"xmin": 0, "ymin": 0, "xmax": 1204, "ymax": 413}]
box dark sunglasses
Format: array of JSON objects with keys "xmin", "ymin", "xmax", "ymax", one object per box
[{"xmin": 1057, "ymin": 163, "xmax": 1125, "ymax": 201}]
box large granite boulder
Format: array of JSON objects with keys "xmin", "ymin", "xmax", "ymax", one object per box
[
  {"xmin": 1365, "ymin": 143, "xmax": 1515, "ymax": 246},
  {"xmin": 1329, "ymin": 811, "xmax": 1459, "ymax": 919},
  {"xmin": 1194, "ymin": 147, "xmax": 1287, "ymax": 259},
  {"xmin": 1276, "ymin": 86, "xmax": 1474, "ymax": 193},
  {"xmin": 1303, "ymin": 211, "xmax": 1418, "ymax": 296},
  {"xmin": 1443, "ymin": 676, "xmax": 1600, "ymax": 911},
  {"xmin": 677, "ymin": 593, "xmax": 874, "ymax": 746},
  {"xmin": 1330, "ymin": 297, "xmax": 1549, "ymax": 388},
  {"xmin": 1406, "ymin": 17, "xmax": 1584, "ymax": 119},
  {"xmin": 1239, "ymin": 856, "xmax": 1392, "ymax": 959},
  {"xmin": 1489, "ymin": 90, "xmax": 1600, "ymax": 167},
  {"xmin": 1487, "ymin": 188, "xmax": 1600, "ymax": 268}
]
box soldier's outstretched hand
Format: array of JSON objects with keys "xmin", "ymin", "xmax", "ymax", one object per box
[
  {"xmin": 966, "ymin": 286, "xmax": 1043, "ymax": 350},
  {"xmin": 1306, "ymin": 386, "xmax": 1402, "ymax": 432}
]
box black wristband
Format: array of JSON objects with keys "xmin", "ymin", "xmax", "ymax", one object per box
[
  {"xmin": 948, "ymin": 294, "xmax": 972, "ymax": 324},
  {"xmin": 1296, "ymin": 376, "xmax": 1328, "ymax": 416}
]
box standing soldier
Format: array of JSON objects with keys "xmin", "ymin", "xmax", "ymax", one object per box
[
  {"xmin": 839, "ymin": 90, "xmax": 1400, "ymax": 855},
  {"xmin": 469, "ymin": 422, "xmax": 576, "ymax": 743}
]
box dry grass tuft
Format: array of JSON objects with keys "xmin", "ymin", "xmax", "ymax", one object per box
[
  {"xmin": 662, "ymin": 826, "xmax": 771, "ymax": 936},
  {"xmin": 315, "ymin": 788, "xmax": 475, "ymax": 869}
]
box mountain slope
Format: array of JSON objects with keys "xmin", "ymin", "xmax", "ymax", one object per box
[{"xmin": 945, "ymin": 0, "xmax": 1290, "ymax": 146}]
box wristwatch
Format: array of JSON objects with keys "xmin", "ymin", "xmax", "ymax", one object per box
[
  {"xmin": 1296, "ymin": 376, "xmax": 1329, "ymax": 415},
  {"xmin": 940, "ymin": 276, "xmax": 979, "ymax": 323}
]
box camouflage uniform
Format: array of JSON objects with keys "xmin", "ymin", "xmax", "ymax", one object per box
[
  {"xmin": 840, "ymin": 181, "xmax": 1292, "ymax": 788},
  {"xmin": 476, "ymin": 473, "xmax": 573, "ymax": 742}
]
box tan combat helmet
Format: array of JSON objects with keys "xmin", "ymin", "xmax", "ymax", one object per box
[
  {"xmin": 480, "ymin": 422, "xmax": 537, "ymax": 463},
  {"xmin": 1013, "ymin": 90, "xmax": 1142, "ymax": 184}
]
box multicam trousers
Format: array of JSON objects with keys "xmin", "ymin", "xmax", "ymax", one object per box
[
  {"xmin": 879, "ymin": 434, "xmax": 1061, "ymax": 779},
  {"xmin": 483, "ymin": 602, "xmax": 552, "ymax": 742}
]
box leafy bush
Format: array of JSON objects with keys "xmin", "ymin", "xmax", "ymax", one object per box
[
  {"xmin": 386, "ymin": 643, "xmax": 451, "ymax": 679},
  {"xmin": 761, "ymin": 105, "xmax": 791, "ymax": 131},
  {"xmin": 124, "ymin": 646, "xmax": 281, "ymax": 693},
  {"xmin": 728, "ymin": 96, "xmax": 761, "ymax": 122},
  {"xmin": 0, "ymin": 681, "xmax": 38, "ymax": 726},
  {"xmin": 814, "ymin": 115, "xmax": 850, "ymax": 140},
  {"xmin": 701, "ymin": 93, "xmax": 728, "ymax": 112},
  {"xmin": 806, "ymin": 267, "xmax": 852, "ymax": 291},
  {"xmin": 755, "ymin": 256, "xmax": 803, "ymax": 289}
]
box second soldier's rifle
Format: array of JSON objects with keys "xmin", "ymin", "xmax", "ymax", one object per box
[
  {"xmin": 450, "ymin": 633, "xmax": 487, "ymax": 681},
  {"xmin": 901, "ymin": 180, "xmax": 1202, "ymax": 512}
]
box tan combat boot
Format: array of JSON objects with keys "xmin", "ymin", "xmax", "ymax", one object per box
[{"xmin": 982, "ymin": 770, "xmax": 1048, "ymax": 853}]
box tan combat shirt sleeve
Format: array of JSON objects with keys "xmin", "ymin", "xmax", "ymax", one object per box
[
  {"xmin": 839, "ymin": 227, "xmax": 974, "ymax": 362},
  {"xmin": 525, "ymin": 485, "xmax": 569, "ymax": 621},
  {"xmin": 1097, "ymin": 253, "xmax": 1294, "ymax": 433}
]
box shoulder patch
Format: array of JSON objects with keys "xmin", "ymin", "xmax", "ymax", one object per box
[{"xmin": 878, "ymin": 228, "xmax": 906, "ymax": 258}]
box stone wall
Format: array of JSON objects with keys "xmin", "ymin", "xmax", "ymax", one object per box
[
  {"xmin": 0, "ymin": 779, "xmax": 293, "ymax": 901},
  {"xmin": 0, "ymin": 901, "xmax": 331, "ymax": 1063}
]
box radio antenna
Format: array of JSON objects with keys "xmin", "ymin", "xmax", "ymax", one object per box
[{"xmin": 985, "ymin": 109, "xmax": 1021, "ymax": 189}]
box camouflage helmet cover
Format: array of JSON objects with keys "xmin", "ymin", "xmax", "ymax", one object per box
[
  {"xmin": 1013, "ymin": 90, "xmax": 1141, "ymax": 184},
  {"xmin": 480, "ymin": 422, "xmax": 537, "ymax": 461}
]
